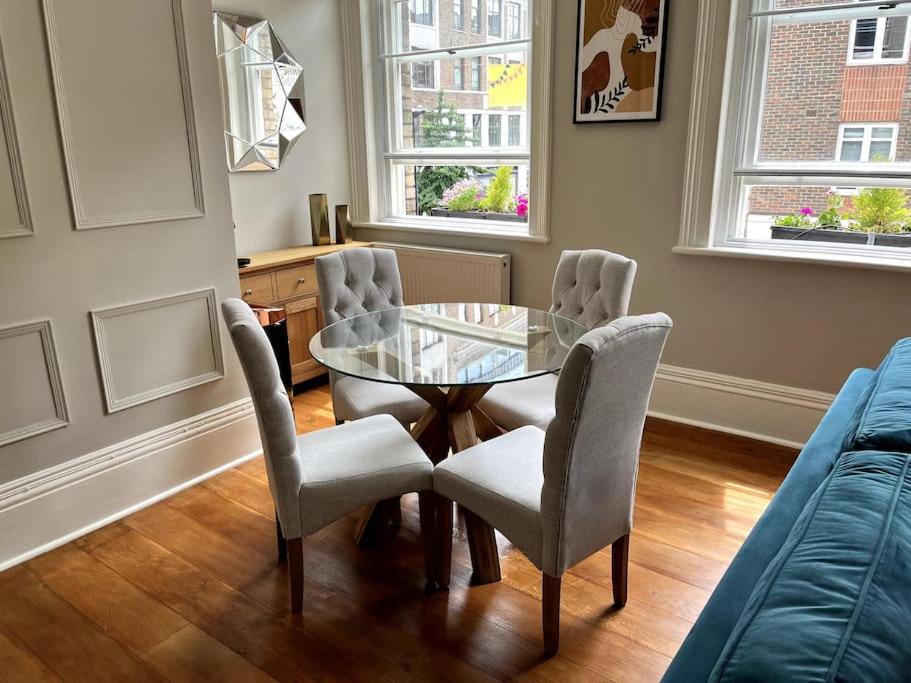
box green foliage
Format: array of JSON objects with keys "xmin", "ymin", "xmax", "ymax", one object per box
[
  {"xmin": 816, "ymin": 193, "xmax": 844, "ymax": 228},
  {"xmin": 480, "ymin": 166, "xmax": 514, "ymax": 213},
  {"xmin": 413, "ymin": 91, "xmax": 471, "ymax": 215},
  {"xmin": 416, "ymin": 166, "xmax": 467, "ymax": 216},
  {"xmin": 442, "ymin": 179, "xmax": 483, "ymax": 211},
  {"xmin": 849, "ymin": 187, "xmax": 911, "ymax": 234},
  {"xmin": 773, "ymin": 214, "xmax": 813, "ymax": 228}
]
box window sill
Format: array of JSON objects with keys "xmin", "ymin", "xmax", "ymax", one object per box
[
  {"xmin": 354, "ymin": 219, "xmax": 550, "ymax": 243},
  {"xmin": 672, "ymin": 244, "xmax": 911, "ymax": 273}
]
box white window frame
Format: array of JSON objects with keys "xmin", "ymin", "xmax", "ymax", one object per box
[
  {"xmin": 340, "ymin": 0, "xmax": 554, "ymax": 242},
  {"xmin": 678, "ymin": 0, "xmax": 911, "ymax": 271},
  {"xmin": 409, "ymin": 0, "xmax": 436, "ymax": 27},
  {"xmin": 837, "ymin": 123, "xmax": 898, "ymax": 162},
  {"xmin": 847, "ymin": 14, "xmax": 911, "ymax": 64}
]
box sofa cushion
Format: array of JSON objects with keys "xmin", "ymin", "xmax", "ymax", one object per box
[
  {"xmin": 709, "ymin": 451, "xmax": 911, "ymax": 682},
  {"xmin": 843, "ymin": 338, "xmax": 911, "ymax": 454}
]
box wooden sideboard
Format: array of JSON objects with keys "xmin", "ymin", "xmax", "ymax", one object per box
[{"xmin": 238, "ymin": 241, "xmax": 371, "ymax": 385}]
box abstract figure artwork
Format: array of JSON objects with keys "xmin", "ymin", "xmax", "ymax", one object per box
[
  {"xmin": 573, "ymin": 0, "xmax": 670, "ymax": 123},
  {"xmin": 214, "ymin": 13, "xmax": 306, "ymax": 171}
]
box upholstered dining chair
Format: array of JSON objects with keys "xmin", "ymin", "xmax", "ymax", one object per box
[
  {"xmin": 434, "ymin": 313, "xmax": 672, "ymax": 654},
  {"xmin": 315, "ymin": 247, "xmax": 428, "ymax": 426},
  {"xmin": 477, "ymin": 249, "xmax": 637, "ymax": 431},
  {"xmin": 222, "ymin": 299, "xmax": 435, "ymax": 613}
]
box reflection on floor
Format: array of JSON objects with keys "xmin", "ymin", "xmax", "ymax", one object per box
[{"xmin": 0, "ymin": 377, "xmax": 795, "ymax": 682}]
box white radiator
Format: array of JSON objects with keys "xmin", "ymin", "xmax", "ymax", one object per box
[{"xmin": 371, "ymin": 242, "xmax": 511, "ymax": 304}]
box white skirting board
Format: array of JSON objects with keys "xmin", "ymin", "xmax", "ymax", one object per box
[
  {"xmin": 650, "ymin": 364, "xmax": 837, "ymax": 450},
  {"xmin": 0, "ymin": 398, "xmax": 261, "ymax": 572}
]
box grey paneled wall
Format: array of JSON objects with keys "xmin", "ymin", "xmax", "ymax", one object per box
[
  {"xmin": 43, "ymin": 0, "xmax": 204, "ymax": 229},
  {"xmin": 0, "ymin": 0, "xmax": 247, "ymax": 484}
]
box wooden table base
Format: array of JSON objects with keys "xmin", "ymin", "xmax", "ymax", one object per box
[{"xmin": 355, "ymin": 383, "xmax": 503, "ymax": 585}]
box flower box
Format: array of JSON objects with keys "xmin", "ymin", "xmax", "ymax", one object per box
[
  {"xmin": 771, "ymin": 225, "xmax": 911, "ymax": 247},
  {"xmin": 430, "ymin": 208, "xmax": 528, "ymax": 223}
]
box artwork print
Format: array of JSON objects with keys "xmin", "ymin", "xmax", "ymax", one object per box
[{"xmin": 574, "ymin": 0, "xmax": 670, "ymax": 123}]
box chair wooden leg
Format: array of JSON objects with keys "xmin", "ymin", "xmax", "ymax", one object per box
[
  {"xmin": 435, "ymin": 495, "xmax": 453, "ymax": 589},
  {"xmin": 542, "ymin": 573, "xmax": 562, "ymax": 656},
  {"xmin": 612, "ymin": 533, "xmax": 630, "ymax": 608},
  {"xmin": 287, "ymin": 537, "xmax": 304, "ymax": 614},
  {"xmin": 275, "ymin": 512, "xmax": 287, "ymax": 564},
  {"xmin": 354, "ymin": 497, "xmax": 400, "ymax": 547},
  {"xmin": 463, "ymin": 508, "xmax": 501, "ymax": 585},
  {"xmin": 418, "ymin": 491, "xmax": 437, "ymax": 590}
]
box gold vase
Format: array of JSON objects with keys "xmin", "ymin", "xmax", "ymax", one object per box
[
  {"xmin": 309, "ymin": 194, "xmax": 330, "ymax": 246},
  {"xmin": 335, "ymin": 204, "xmax": 352, "ymax": 244}
]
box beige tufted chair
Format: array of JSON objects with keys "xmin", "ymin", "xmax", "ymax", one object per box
[
  {"xmin": 434, "ymin": 313, "xmax": 672, "ymax": 654},
  {"xmin": 477, "ymin": 249, "xmax": 637, "ymax": 431},
  {"xmin": 315, "ymin": 247, "xmax": 428, "ymax": 426}
]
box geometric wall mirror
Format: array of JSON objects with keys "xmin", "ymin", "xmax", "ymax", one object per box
[{"xmin": 213, "ymin": 13, "xmax": 306, "ymax": 172}]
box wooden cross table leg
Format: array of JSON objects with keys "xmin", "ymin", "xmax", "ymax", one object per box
[{"xmin": 411, "ymin": 383, "xmax": 502, "ymax": 586}]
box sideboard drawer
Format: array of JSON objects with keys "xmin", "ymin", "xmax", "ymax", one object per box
[
  {"xmin": 239, "ymin": 273, "xmax": 275, "ymax": 303},
  {"xmin": 275, "ymin": 264, "xmax": 318, "ymax": 300}
]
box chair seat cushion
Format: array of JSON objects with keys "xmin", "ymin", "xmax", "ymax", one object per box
[
  {"xmin": 709, "ymin": 450, "xmax": 911, "ymax": 682},
  {"xmin": 333, "ymin": 375, "xmax": 428, "ymax": 424},
  {"xmin": 477, "ymin": 373, "xmax": 558, "ymax": 431},
  {"xmin": 434, "ymin": 426, "xmax": 546, "ymax": 567},
  {"xmin": 298, "ymin": 414, "xmax": 432, "ymax": 536},
  {"xmin": 843, "ymin": 338, "xmax": 911, "ymax": 454}
]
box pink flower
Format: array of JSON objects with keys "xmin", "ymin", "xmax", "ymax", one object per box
[
  {"xmin": 800, "ymin": 207, "xmax": 814, "ymax": 216},
  {"xmin": 516, "ymin": 193, "xmax": 529, "ymax": 218}
]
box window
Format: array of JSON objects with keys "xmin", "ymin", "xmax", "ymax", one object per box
[
  {"xmin": 470, "ymin": 0, "xmax": 480, "ymax": 34},
  {"xmin": 410, "ymin": 0, "xmax": 435, "ymax": 26},
  {"xmin": 343, "ymin": 0, "xmax": 548, "ymax": 239},
  {"xmin": 489, "ymin": 115, "xmax": 502, "ymax": 146},
  {"xmin": 412, "ymin": 58, "xmax": 435, "ymax": 89},
  {"xmin": 849, "ymin": 15, "xmax": 910, "ymax": 63},
  {"xmin": 453, "ymin": 59, "xmax": 465, "ymax": 89},
  {"xmin": 838, "ymin": 124, "xmax": 898, "ymax": 163},
  {"xmin": 453, "ymin": 0, "xmax": 464, "ymax": 30},
  {"xmin": 508, "ymin": 114, "xmax": 520, "ymax": 145},
  {"xmin": 489, "ymin": 0, "xmax": 503, "ymax": 37},
  {"xmin": 471, "ymin": 113, "xmax": 482, "ymax": 146},
  {"xmin": 508, "ymin": 2, "xmax": 522, "ymax": 39},
  {"xmin": 684, "ymin": 1, "xmax": 911, "ymax": 261}
]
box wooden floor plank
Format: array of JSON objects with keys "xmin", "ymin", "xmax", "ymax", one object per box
[
  {"xmin": 0, "ymin": 566, "xmax": 163, "ymax": 681},
  {"xmin": 141, "ymin": 624, "xmax": 276, "ymax": 683},
  {"xmin": 26, "ymin": 544, "xmax": 187, "ymax": 654},
  {"xmin": 0, "ymin": 381, "xmax": 791, "ymax": 682}
]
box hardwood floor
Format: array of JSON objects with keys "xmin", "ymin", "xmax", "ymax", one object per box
[{"xmin": 0, "ymin": 380, "xmax": 795, "ymax": 682}]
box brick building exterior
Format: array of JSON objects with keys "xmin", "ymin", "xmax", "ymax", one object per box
[{"xmin": 749, "ymin": 1, "xmax": 911, "ymax": 218}]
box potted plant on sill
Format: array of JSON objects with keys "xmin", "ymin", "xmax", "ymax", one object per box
[
  {"xmin": 770, "ymin": 189, "xmax": 911, "ymax": 248},
  {"xmin": 430, "ymin": 166, "xmax": 529, "ymax": 223}
]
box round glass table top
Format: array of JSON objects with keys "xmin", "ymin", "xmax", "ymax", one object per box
[{"xmin": 309, "ymin": 303, "xmax": 590, "ymax": 387}]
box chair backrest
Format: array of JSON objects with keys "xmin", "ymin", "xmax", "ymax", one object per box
[
  {"xmin": 315, "ymin": 247, "xmax": 404, "ymax": 326},
  {"xmin": 540, "ymin": 313, "xmax": 672, "ymax": 576},
  {"xmin": 221, "ymin": 299, "xmax": 303, "ymax": 538},
  {"xmin": 550, "ymin": 250, "xmax": 637, "ymax": 329}
]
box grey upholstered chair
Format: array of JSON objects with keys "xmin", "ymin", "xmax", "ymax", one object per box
[
  {"xmin": 315, "ymin": 247, "xmax": 428, "ymax": 426},
  {"xmin": 222, "ymin": 299, "xmax": 434, "ymax": 613},
  {"xmin": 477, "ymin": 249, "xmax": 637, "ymax": 431},
  {"xmin": 434, "ymin": 313, "xmax": 672, "ymax": 655}
]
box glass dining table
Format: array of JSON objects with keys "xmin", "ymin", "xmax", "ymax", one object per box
[{"xmin": 309, "ymin": 303, "xmax": 589, "ymax": 583}]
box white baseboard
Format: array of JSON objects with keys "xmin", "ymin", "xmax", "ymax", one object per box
[
  {"xmin": 650, "ymin": 364, "xmax": 836, "ymax": 450},
  {"xmin": 0, "ymin": 398, "xmax": 261, "ymax": 571}
]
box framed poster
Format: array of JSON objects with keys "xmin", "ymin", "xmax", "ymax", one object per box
[{"xmin": 573, "ymin": 0, "xmax": 671, "ymax": 124}]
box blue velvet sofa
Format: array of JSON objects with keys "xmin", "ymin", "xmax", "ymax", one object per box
[{"xmin": 663, "ymin": 339, "xmax": 911, "ymax": 681}]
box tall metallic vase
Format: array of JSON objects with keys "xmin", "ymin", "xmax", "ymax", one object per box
[
  {"xmin": 335, "ymin": 204, "xmax": 352, "ymax": 244},
  {"xmin": 309, "ymin": 194, "xmax": 331, "ymax": 246}
]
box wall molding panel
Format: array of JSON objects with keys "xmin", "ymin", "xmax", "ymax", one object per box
[
  {"xmin": 91, "ymin": 288, "xmax": 224, "ymax": 413},
  {"xmin": 650, "ymin": 363, "xmax": 836, "ymax": 450},
  {"xmin": 42, "ymin": 0, "xmax": 205, "ymax": 230},
  {"xmin": 0, "ymin": 398, "xmax": 259, "ymax": 571},
  {"xmin": 0, "ymin": 321, "xmax": 69, "ymax": 447},
  {"xmin": 0, "ymin": 34, "xmax": 32, "ymax": 239}
]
